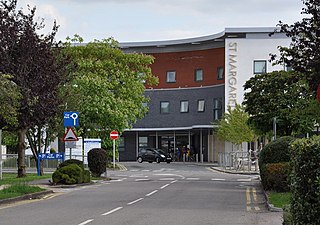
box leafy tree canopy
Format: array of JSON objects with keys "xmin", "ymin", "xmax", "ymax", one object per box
[
  {"xmin": 243, "ymin": 70, "xmax": 319, "ymax": 136},
  {"xmin": 0, "ymin": 74, "xmax": 21, "ymax": 127},
  {"xmin": 272, "ymin": 0, "xmax": 320, "ymax": 94},
  {"xmin": 216, "ymin": 104, "xmax": 255, "ymax": 146},
  {"xmin": 0, "ymin": 0, "xmax": 72, "ymax": 176},
  {"xmin": 62, "ymin": 36, "xmax": 158, "ymax": 140}
]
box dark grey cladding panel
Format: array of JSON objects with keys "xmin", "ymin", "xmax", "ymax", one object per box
[{"xmin": 134, "ymin": 85, "xmax": 225, "ymax": 128}]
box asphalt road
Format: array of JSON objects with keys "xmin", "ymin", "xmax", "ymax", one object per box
[{"xmin": 0, "ymin": 162, "xmax": 274, "ymax": 225}]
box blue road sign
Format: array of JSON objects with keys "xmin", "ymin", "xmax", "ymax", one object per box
[
  {"xmin": 38, "ymin": 153, "xmax": 64, "ymax": 160},
  {"xmin": 64, "ymin": 111, "xmax": 79, "ymax": 127},
  {"xmin": 37, "ymin": 153, "xmax": 65, "ymax": 176}
]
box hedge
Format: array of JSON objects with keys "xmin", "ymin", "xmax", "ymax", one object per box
[
  {"xmin": 88, "ymin": 148, "xmax": 107, "ymax": 177},
  {"xmin": 265, "ymin": 162, "xmax": 290, "ymax": 192},
  {"xmin": 259, "ymin": 136, "xmax": 294, "ymax": 190},
  {"xmin": 290, "ymin": 136, "xmax": 320, "ymax": 225}
]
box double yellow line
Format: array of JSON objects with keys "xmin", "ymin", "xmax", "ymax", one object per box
[{"xmin": 246, "ymin": 187, "xmax": 260, "ymax": 211}]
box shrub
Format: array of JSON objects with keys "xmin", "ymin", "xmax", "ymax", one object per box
[
  {"xmin": 290, "ymin": 136, "xmax": 320, "ymax": 225},
  {"xmin": 88, "ymin": 148, "xmax": 107, "ymax": 177},
  {"xmin": 58, "ymin": 159, "xmax": 84, "ymax": 170},
  {"xmin": 283, "ymin": 205, "xmax": 293, "ymax": 225},
  {"xmin": 265, "ymin": 162, "xmax": 290, "ymax": 192},
  {"xmin": 52, "ymin": 164, "xmax": 83, "ymax": 185},
  {"xmin": 259, "ymin": 136, "xmax": 294, "ymax": 190},
  {"xmin": 83, "ymin": 170, "xmax": 91, "ymax": 183}
]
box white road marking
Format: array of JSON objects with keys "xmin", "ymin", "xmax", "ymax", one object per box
[
  {"xmin": 146, "ymin": 190, "xmax": 158, "ymax": 197},
  {"xmin": 130, "ymin": 175, "xmax": 149, "ymax": 178},
  {"xmin": 159, "ymin": 178, "xmax": 175, "ymax": 181},
  {"xmin": 141, "ymin": 170, "xmax": 150, "ymax": 172},
  {"xmin": 186, "ymin": 178, "xmax": 200, "ymax": 180},
  {"xmin": 237, "ymin": 178, "xmax": 252, "ymax": 182},
  {"xmin": 78, "ymin": 219, "xmax": 94, "ymax": 225},
  {"xmin": 127, "ymin": 198, "xmax": 144, "ymax": 205},
  {"xmin": 170, "ymin": 180, "xmax": 178, "ymax": 184},
  {"xmin": 211, "ymin": 178, "xmax": 226, "ymax": 181},
  {"xmin": 160, "ymin": 184, "xmax": 170, "ymax": 189},
  {"xmin": 135, "ymin": 179, "xmax": 150, "ymax": 182},
  {"xmin": 102, "ymin": 207, "xmax": 123, "ymax": 216}
]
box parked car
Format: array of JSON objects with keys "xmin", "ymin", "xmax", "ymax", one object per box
[{"xmin": 137, "ymin": 148, "xmax": 172, "ymax": 163}]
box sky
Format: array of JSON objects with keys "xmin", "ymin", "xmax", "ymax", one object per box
[{"xmin": 17, "ymin": 0, "xmax": 305, "ymax": 43}]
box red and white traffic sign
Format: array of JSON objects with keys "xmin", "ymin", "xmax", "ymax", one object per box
[
  {"xmin": 110, "ymin": 130, "xmax": 119, "ymax": 140},
  {"xmin": 63, "ymin": 127, "xmax": 79, "ymax": 142}
]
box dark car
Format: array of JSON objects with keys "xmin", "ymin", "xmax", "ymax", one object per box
[{"xmin": 137, "ymin": 148, "xmax": 172, "ymax": 163}]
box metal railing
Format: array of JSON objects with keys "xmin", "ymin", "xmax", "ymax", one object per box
[
  {"xmin": 218, "ymin": 150, "xmax": 259, "ymax": 172},
  {"xmin": 1, "ymin": 154, "xmax": 88, "ymax": 170}
]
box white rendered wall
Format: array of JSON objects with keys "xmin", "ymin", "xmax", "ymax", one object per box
[
  {"xmin": 224, "ymin": 33, "xmax": 291, "ymax": 153},
  {"xmin": 225, "ymin": 33, "xmax": 290, "ymax": 111}
]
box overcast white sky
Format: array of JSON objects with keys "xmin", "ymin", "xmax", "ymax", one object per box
[{"xmin": 17, "ymin": 0, "xmax": 305, "ymax": 42}]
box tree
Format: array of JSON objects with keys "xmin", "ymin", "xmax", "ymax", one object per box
[
  {"xmin": 0, "ymin": 0, "xmax": 71, "ymax": 177},
  {"xmin": 216, "ymin": 104, "xmax": 255, "ymax": 149},
  {"xmin": 62, "ymin": 36, "xmax": 158, "ymax": 143},
  {"xmin": 271, "ymin": 0, "xmax": 320, "ymax": 94},
  {"xmin": 0, "ymin": 74, "xmax": 21, "ymax": 127},
  {"xmin": 243, "ymin": 70, "xmax": 319, "ymax": 136}
]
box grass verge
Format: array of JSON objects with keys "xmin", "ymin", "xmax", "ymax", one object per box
[
  {"xmin": 0, "ymin": 184, "xmax": 45, "ymax": 200},
  {"xmin": 0, "ymin": 173, "xmax": 52, "ymax": 186},
  {"xmin": 0, "ymin": 173, "xmax": 51, "ymax": 200},
  {"xmin": 268, "ymin": 192, "xmax": 291, "ymax": 208}
]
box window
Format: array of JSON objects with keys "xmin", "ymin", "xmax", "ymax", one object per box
[
  {"xmin": 195, "ymin": 69, "xmax": 203, "ymax": 81},
  {"xmin": 254, "ymin": 60, "xmax": 267, "ymax": 74},
  {"xmin": 180, "ymin": 100, "xmax": 189, "ymax": 113},
  {"xmin": 139, "ymin": 137, "xmax": 148, "ymax": 148},
  {"xmin": 213, "ymin": 98, "xmax": 222, "ymax": 120},
  {"xmin": 166, "ymin": 71, "xmax": 176, "ymax": 83},
  {"xmin": 197, "ymin": 100, "xmax": 205, "ymax": 112},
  {"xmin": 160, "ymin": 101, "xmax": 170, "ymax": 114},
  {"xmin": 217, "ymin": 67, "xmax": 224, "ymax": 80}
]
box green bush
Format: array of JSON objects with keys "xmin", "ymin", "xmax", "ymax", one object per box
[
  {"xmin": 83, "ymin": 170, "xmax": 91, "ymax": 183},
  {"xmin": 259, "ymin": 136, "xmax": 295, "ymax": 190},
  {"xmin": 58, "ymin": 159, "xmax": 84, "ymax": 170},
  {"xmin": 283, "ymin": 205, "xmax": 293, "ymax": 225},
  {"xmin": 265, "ymin": 162, "xmax": 290, "ymax": 192},
  {"xmin": 290, "ymin": 136, "xmax": 320, "ymax": 225},
  {"xmin": 88, "ymin": 148, "xmax": 107, "ymax": 177},
  {"xmin": 52, "ymin": 164, "xmax": 83, "ymax": 185},
  {"xmin": 53, "ymin": 159, "xmax": 91, "ymax": 185}
]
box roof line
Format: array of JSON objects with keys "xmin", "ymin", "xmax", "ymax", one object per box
[{"xmin": 119, "ymin": 27, "xmax": 279, "ymax": 48}]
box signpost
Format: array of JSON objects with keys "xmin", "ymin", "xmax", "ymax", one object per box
[{"xmin": 110, "ymin": 131, "xmax": 119, "ymax": 168}]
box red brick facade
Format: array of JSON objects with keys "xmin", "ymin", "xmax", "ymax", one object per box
[{"xmin": 147, "ymin": 47, "xmax": 225, "ymax": 89}]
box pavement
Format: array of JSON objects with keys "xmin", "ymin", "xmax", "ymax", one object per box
[{"xmin": 209, "ymin": 165, "xmax": 283, "ymax": 225}]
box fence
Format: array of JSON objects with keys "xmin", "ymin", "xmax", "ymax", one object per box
[
  {"xmin": 218, "ymin": 150, "xmax": 259, "ymax": 172},
  {"xmin": 0, "ymin": 154, "xmax": 88, "ymax": 171}
]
